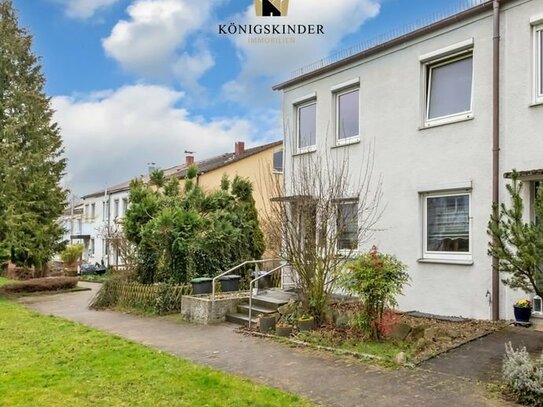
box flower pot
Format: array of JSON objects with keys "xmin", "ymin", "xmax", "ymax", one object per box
[
  {"xmin": 513, "ymin": 306, "xmax": 532, "ymax": 322},
  {"xmin": 298, "ymin": 318, "xmax": 314, "ymax": 332},
  {"xmin": 259, "ymin": 314, "xmax": 276, "ymax": 333},
  {"xmin": 275, "ymin": 325, "xmax": 293, "ymax": 337},
  {"xmin": 190, "ymin": 277, "xmax": 213, "ymax": 295}
]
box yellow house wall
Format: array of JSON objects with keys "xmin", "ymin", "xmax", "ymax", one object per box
[{"xmin": 197, "ymin": 145, "xmax": 282, "ymax": 217}]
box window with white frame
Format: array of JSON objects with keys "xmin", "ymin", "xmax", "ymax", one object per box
[
  {"xmin": 114, "ymin": 199, "xmax": 119, "ymax": 218},
  {"xmin": 273, "ymin": 148, "xmax": 283, "ymax": 173},
  {"xmin": 337, "ymin": 200, "xmax": 358, "ymax": 250},
  {"xmin": 122, "ymin": 198, "xmax": 128, "ymax": 215},
  {"xmin": 425, "ymin": 53, "xmax": 473, "ymax": 125},
  {"xmin": 531, "ymin": 181, "xmax": 541, "ymax": 223},
  {"xmin": 336, "ymin": 88, "xmax": 360, "ymax": 143},
  {"xmin": 423, "ymin": 192, "xmax": 471, "ymax": 260},
  {"xmin": 91, "ymin": 203, "xmax": 95, "ymax": 219},
  {"xmin": 297, "ymin": 101, "xmax": 316, "ymax": 151},
  {"xmin": 536, "ymin": 26, "xmax": 543, "ymax": 102}
]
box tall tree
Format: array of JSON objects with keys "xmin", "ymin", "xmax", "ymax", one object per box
[{"xmin": 0, "ymin": 1, "xmax": 67, "ymax": 273}]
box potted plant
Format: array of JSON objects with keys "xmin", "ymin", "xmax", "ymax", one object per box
[
  {"xmin": 275, "ymin": 316, "xmax": 293, "ymax": 337},
  {"xmin": 258, "ymin": 313, "xmax": 276, "ymax": 333},
  {"xmin": 513, "ymin": 299, "xmax": 532, "ymax": 323},
  {"xmin": 297, "ymin": 314, "xmax": 314, "ymax": 332}
]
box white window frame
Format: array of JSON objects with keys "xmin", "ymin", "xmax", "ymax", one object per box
[
  {"xmin": 272, "ymin": 147, "xmax": 284, "ymax": 173},
  {"xmin": 424, "ymin": 51, "xmax": 474, "ymax": 127},
  {"xmin": 534, "ymin": 24, "xmax": 543, "ymax": 104},
  {"xmin": 296, "ymin": 100, "xmax": 317, "ymax": 154},
  {"xmin": 335, "ymin": 87, "xmax": 360, "ymax": 146},
  {"xmin": 422, "ymin": 190, "xmax": 472, "ymax": 262},
  {"xmin": 336, "ymin": 199, "xmax": 359, "ymax": 253}
]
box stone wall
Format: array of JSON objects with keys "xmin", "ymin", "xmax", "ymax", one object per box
[{"xmin": 181, "ymin": 293, "xmax": 248, "ymax": 324}]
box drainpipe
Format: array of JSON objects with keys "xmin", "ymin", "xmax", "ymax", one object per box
[{"xmin": 491, "ymin": 0, "xmax": 501, "ymax": 321}]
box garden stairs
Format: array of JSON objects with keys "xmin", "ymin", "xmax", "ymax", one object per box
[{"xmin": 225, "ymin": 289, "xmax": 295, "ymax": 326}]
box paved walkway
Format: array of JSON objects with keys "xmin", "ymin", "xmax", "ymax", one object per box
[
  {"xmin": 420, "ymin": 325, "xmax": 543, "ymax": 383},
  {"xmin": 20, "ymin": 283, "xmax": 513, "ymax": 407}
]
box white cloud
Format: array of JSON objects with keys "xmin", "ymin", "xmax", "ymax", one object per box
[
  {"xmin": 53, "ymin": 0, "xmax": 121, "ymax": 19},
  {"xmin": 103, "ymin": 0, "xmax": 218, "ymax": 86},
  {"xmin": 52, "ymin": 85, "xmax": 260, "ymax": 195},
  {"xmin": 222, "ymin": 0, "xmax": 381, "ymax": 104}
]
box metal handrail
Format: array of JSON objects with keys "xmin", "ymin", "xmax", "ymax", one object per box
[
  {"xmin": 248, "ymin": 263, "xmax": 286, "ymax": 330},
  {"xmin": 211, "ymin": 259, "xmax": 280, "ymax": 301}
]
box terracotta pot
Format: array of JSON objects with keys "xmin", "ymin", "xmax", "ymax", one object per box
[
  {"xmin": 298, "ymin": 318, "xmax": 314, "ymax": 332},
  {"xmin": 275, "ymin": 325, "xmax": 293, "ymax": 337}
]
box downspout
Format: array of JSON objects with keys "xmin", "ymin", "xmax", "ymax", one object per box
[{"xmin": 491, "ymin": 0, "xmax": 501, "ymax": 321}]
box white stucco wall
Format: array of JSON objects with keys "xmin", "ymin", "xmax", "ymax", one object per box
[{"xmin": 280, "ymin": 0, "xmax": 543, "ymax": 320}]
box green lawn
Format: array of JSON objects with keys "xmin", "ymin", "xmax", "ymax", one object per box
[
  {"xmin": 0, "ymin": 298, "xmax": 312, "ymax": 407},
  {"xmin": 0, "ymin": 277, "xmax": 15, "ymax": 286}
]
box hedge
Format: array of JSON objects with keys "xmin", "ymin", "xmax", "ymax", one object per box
[{"xmin": 0, "ymin": 277, "xmax": 78, "ymax": 293}]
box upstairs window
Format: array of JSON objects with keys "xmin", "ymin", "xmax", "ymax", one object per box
[
  {"xmin": 91, "ymin": 203, "xmax": 95, "ymax": 219},
  {"xmin": 114, "ymin": 199, "xmax": 119, "ymax": 218},
  {"xmin": 273, "ymin": 148, "xmax": 283, "ymax": 173},
  {"xmin": 336, "ymin": 88, "xmax": 360, "ymax": 143},
  {"xmin": 426, "ymin": 53, "xmax": 473, "ymax": 125},
  {"xmin": 297, "ymin": 101, "xmax": 316, "ymax": 151},
  {"xmin": 337, "ymin": 200, "xmax": 358, "ymax": 251},
  {"xmin": 122, "ymin": 198, "xmax": 128, "ymax": 214}
]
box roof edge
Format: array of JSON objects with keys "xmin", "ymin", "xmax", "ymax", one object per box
[{"xmin": 273, "ymin": 0, "xmax": 501, "ymax": 91}]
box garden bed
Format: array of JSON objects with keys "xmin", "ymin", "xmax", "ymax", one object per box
[{"xmin": 244, "ymin": 301, "xmax": 506, "ymax": 366}]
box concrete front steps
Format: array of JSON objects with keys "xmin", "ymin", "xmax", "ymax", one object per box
[{"xmin": 225, "ymin": 289, "xmax": 295, "ymax": 326}]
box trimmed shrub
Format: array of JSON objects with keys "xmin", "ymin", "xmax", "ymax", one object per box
[
  {"xmin": 503, "ymin": 342, "xmax": 543, "ymax": 406},
  {"xmin": 0, "ymin": 277, "xmax": 78, "ymax": 293}
]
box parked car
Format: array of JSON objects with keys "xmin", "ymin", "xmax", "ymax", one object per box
[{"xmin": 80, "ymin": 262, "xmax": 107, "ymax": 276}]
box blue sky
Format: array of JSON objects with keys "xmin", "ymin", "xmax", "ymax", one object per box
[{"xmin": 12, "ymin": 0, "xmax": 473, "ymax": 195}]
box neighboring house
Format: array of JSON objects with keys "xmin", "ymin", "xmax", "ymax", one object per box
[
  {"xmin": 273, "ymin": 0, "xmax": 543, "ymax": 320},
  {"xmin": 79, "ymin": 140, "xmax": 283, "ymax": 267}
]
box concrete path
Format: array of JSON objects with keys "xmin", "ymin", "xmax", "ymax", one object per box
[
  {"xmin": 420, "ymin": 325, "xmax": 543, "ymax": 383},
  {"xmin": 19, "ymin": 283, "xmax": 513, "ymax": 407}
]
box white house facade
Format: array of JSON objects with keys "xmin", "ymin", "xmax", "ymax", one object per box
[{"xmin": 275, "ymin": 0, "xmax": 543, "ymax": 320}]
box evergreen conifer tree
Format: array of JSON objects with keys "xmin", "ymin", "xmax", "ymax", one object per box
[{"xmin": 0, "ymin": 1, "xmax": 67, "ymax": 272}]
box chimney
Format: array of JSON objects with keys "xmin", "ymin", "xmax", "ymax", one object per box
[
  {"xmin": 235, "ymin": 141, "xmax": 245, "ymax": 156},
  {"xmin": 186, "ymin": 155, "xmax": 194, "ymax": 166},
  {"xmin": 147, "ymin": 162, "xmax": 157, "ymax": 175}
]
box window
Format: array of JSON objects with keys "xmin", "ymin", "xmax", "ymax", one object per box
[
  {"xmin": 91, "ymin": 203, "xmax": 95, "ymax": 219},
  {"xmin": 84, "ymin": 204, "xmax": 89, "ymax": 218},
  {"xmin": 297, "ymin": 101, "xmax": 316, "ymax": 151},
  {"xmin": 531, "ymin": 181, "xmax": 541, "ymax": 223},
  {"xmin": 337, "ymin": 201, "xmax": 358, "ymax": 251},
  {"xmin": 536, "ymin": 27, "xmax": 543, "ymax": 102},
  {"xmin": 336, "ymin": 88, "xmax": 360, "ymax": 143},
  {"xmin": 90, "ymin": 238, "xmax": 95, "ymax": 255},
  {"xmin": 426, "ymin": 54, "xmax": 473, "ymax": 125},
  {"xmin": 273, "ymin": 148, "xmax": 283, "ymax": 173},
  {"xmin": 423, "ymin": 192, "xmax": 471, "ymax": 261},
  {"xmin": 122, "ymin": 198, "xmax": 128, "ymax": 215},
  {"xmin": 114, "ymin": 199, "xmax": 119, "ymax": 218}
]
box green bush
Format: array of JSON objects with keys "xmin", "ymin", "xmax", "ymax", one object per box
[
  {"xmin": 60, "ymin": 244, "xmax": 84, "ymax": 269},
  {"xmin": 0, "ymin": 277, "xmax": 78, "ymax": 293},
  {"xmin": 338, "ymin": 246, "xmax": 409, "ymax": 339},
  {"xmin": 503, "ymin": 342, "xmax": 543, "ymax": 406},
  {"xmin": 124, "ymin": 170, "xmax": 265, "ymax": 284}
]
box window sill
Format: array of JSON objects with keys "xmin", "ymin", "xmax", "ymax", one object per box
[
  {"xmin": 419, "ymin": 115, "xmax": 474, "ymax": 130},
  {"xmin": 417, "ymin": 258, "xmax": 473, "ymax": 266},
  {"xmin": 293, "ymin": 147, "xmax": 317, "ymax": 156},
  {"xmin": 530, "ymin": 99, "xmax": 543, "ymax": 108},
  {"xmin": 332, "ymin": 138, "xmax": 360, "ymax": 149}
]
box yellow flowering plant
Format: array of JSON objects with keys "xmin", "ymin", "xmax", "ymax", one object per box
[{"xmin": 514, "ymin": 299, "xmax": 532, "ymax": 309}]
